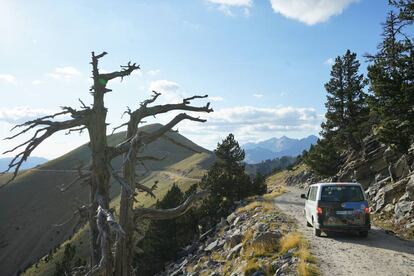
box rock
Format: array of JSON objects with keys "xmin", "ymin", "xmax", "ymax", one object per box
[
  {"xmin": 274, "ymin": 262, "xmax": 289, "ymax": 276},
  {"xmin": 225, "ymin": 234, "xmax": 243, "ymax": 249},
  {"xmin": 227, "ymin": 243, "xmax": 243, "ymax": 260},
  {"xmin": 251, "ymin": 231, "xmax": 282, "ymax": 248},
  {"xmin": 406, "ymin": 175, "xmax": 414, "ymax": 200},
  {"xmin": 255, "ymin": 223, "xmax": 268, "ymax": 232},
  {"xmin": 394, "ymin": 155, "xmax": 411, "ymax": 180},
  {"xmin": 399, "ymin": 192, "xmax": 410, "ymax": 202},
  {"xmin": 227, "ymin": 213, "xmax": 237, "ymax": 225},
  {"xmin": 204, "ymin": 240, "xmax": 219, "ymax": 252},
  {"xmin": 394, "ymin": 201, "xmax": 414, "ymax": 219},
  {"xmin": 271, "ymin": 258, "xmax": 284, "ymax": 271},
  {"xmin": 383, "ymin": 203, "xmax": 395, "ymax": 213}
]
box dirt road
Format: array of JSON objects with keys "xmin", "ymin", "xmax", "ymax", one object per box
[{"xmin": 274, "ymin": 187, "xmax": 414, "ymax": 276}]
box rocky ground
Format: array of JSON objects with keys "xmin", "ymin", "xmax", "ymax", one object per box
[
  {"xmin": 284, "ymin": 137, "xmax": 414, "ymax": 240},
  {"xmin": 158, "ymin": 189, "xmax": 318, "ymax": 276},
  {"xmin": 275, "ymin": 186, "xmax": 414, "ymax": 276}
]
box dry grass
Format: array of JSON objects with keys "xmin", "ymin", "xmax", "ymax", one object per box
[
  {"xmin": 237, "ymin": 200, "xmax": 274, "ymax": 214},
  {"xmin": 263, "ymin": 186, "xmax": 286, "ymax": 200},
  {"xmin": 279, "ymin": 232, "xmax": 319, "ymax": 276},
  {"xmin": 279, "ymin": 232, "xmax": 302, "ymax": 253}
]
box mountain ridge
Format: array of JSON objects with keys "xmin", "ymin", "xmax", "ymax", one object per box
[{"xmin": 243, "ymin": 135, "xmax": 318, "ymax": 164}]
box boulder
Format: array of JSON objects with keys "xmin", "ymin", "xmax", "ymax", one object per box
[
  {"xmin": 394, "ymin": 201, "xmax": 414, "ymax": 219},
  {"xmin": 251, "ymin": 231, "xmax": 282, "ymax": 248}
]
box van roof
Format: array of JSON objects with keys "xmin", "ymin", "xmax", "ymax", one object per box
[{"xmin": 309, "ymin": 182, "xmax": 362, "ymax": 187}]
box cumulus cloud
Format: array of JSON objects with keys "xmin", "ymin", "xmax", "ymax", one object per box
[
  {"xmin": 47, "ymin": 66, "xmax": 81, "ymax": 80},
  {"xmin": 0, "ymin": 107, "xmax": 59, "ymax": 124},
  {"xmin": 269, "ymin": 0, "xmax": 359, "ymax": 25},
  {"xmin": 178, "ymin": 105, "xmax": 322, "ymax": 150},
  {"xmin": 149, "ymin": 80, "xmax": 183, "ymax": 103},
  {"xmin": 0, "ymin": 74, "xmax": 17, "ymax": 84}
]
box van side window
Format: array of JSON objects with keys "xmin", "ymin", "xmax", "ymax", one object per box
[{"xmin": 309, "ymin": 187, "xmax": 317, "ymax": 201}]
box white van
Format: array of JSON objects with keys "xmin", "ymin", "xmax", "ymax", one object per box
[{"xmin": 301, "ymin": 182, "xmax": 371, "ymax": 237}]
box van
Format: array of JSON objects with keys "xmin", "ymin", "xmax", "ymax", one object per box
[{"xmin": 301, "ymin": 182, "xmax": 371, "ymax": 237}]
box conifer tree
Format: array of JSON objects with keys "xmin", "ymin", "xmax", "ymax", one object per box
[
  {"xmin": 321, "ymin": 50, "xmax": 369, "ymax": 150},
  {"xmin": 367, "ymin": 11, "xmax": 414, "ymax": 152}
]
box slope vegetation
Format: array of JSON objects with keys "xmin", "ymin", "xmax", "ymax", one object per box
[{"xmin": 0, "ymin": 124, "xmax": 213, "ymax": 276}]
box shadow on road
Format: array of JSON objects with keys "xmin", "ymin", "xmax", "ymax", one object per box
[
  {"xmin": 274, "ymin": 189, "xmax": 414, "ymax": 256},
  {"xmin": 322, "ymin": 228, "xmax": 414, "ymax": 255}
]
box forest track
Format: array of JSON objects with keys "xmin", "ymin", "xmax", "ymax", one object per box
[{"xmin": 274, "ymin": 187, "xmax": 414, "ymax": 276}]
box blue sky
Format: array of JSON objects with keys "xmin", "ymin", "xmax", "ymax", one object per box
[{"xmin": 0, "ymin": 0, "xmax": 390, "ymax": 159}]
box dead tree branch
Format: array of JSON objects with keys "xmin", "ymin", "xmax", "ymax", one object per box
[
  {"xmin": 134, "ymin": 190, "xmax": 208, "ymax": 220},
  {"xmin": 2, "ymin": 108, "xmax": 87, "ymax": 182}
]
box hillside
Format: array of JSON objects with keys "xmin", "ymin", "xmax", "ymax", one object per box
[
  {"xmin": 0, "ymin": 157, "xmax": 48, "ymax": 172},
  {"xmin": 243, "ymin": 135, "xmax": 317, "ymax": 164},
  {"xmin": 0, "ymin": 124, "xmax": 214, "ymax": 276}
]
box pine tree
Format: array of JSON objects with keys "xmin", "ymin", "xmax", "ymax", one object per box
[
  {"xmin": 303, "ymin": 139, "xmax": 341, "ymax": 177},
  {"xmin": 200, "ymin": 134, "xmax": 252, "ymax": 221},
  {"xmin": 367, "ymin": 11, "xmax": 414, "ymax": 152},
  {"xmin": 321, "ymin": 50, "xmax": 369, "ymax": 150}
]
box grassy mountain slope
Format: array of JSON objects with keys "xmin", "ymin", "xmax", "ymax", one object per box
[{"xmin": 0, "ymin": 124, "xmax": 213, "ymax": 276}]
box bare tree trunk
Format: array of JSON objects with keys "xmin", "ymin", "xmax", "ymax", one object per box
[{"xmin": 115, "ymin": 123, "xmax": 137, "ymax": 276}]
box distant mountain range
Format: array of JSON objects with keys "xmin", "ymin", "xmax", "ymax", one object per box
[
  {"xmin": 243, "ymin": 135, "xmax": 318, "ymax": 164},
  {"xmin": 0, "ymin": 156, "xmax": 48, "ymax": 171}
]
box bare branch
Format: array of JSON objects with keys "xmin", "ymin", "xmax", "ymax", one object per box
[
  {"xmin": 135, "ymin": 181, "xmax": 157, "ymax": 198},
  {"xmin": 2, "ymin": 110, "xmax": 86, "ymax": 183},
  {"xmin": 65, "ymin": 126, "xmax": 87, "ymax": 135},
  {"xmin": 134, "ymin": 190, "xmax": 208, "ymax": 220},
  {"xmin": 108, "ymin": 165, "xmax": 133, "ymax": 195},
  {"xmin": 140, "ymin": 91, "xmax": 161, "ymax": 107},
  {"xmin": 99, "ymin": 61, "xmax": 140, "ymax": 82},
  {"xmin": 111, "ymin": 113, "xmax": 208, "ymax": 158},
  {"xmin": 111, "ymin": 122, "xmax": 128, "ymax": 135}
]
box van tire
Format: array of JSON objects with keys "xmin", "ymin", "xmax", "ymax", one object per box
[{"xmin": 312, "ymin": 218, "xmax": 321, "ymax": 237}]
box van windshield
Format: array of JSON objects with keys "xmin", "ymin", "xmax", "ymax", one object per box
[{"xmin": 320, "ymin": 185, "xmax": 364, "ymax": 202}]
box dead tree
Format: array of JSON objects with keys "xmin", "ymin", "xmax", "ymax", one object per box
[
  {"xmin": 2, "ymin": 52, "xmax": 212, "ymax": 276},
  {"xmin": 112, "ymin": 92, "xmax": 213, "ymax": 276}
]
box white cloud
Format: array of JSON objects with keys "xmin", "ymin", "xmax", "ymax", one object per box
[
  {"xmin": 0, "ymin": 106, "xmax": 59, "ymax": 124},
  {"xmin": 207, "ymin": 0, "xmax": 252, "ymax": 6},
  {"xmin": 269, "ymin": 0, "xmax": 359, "ymax": 25},
  {"xmin": 47, "ymin": 66, "xmax": 81, "ymax": 80},
  {"xmin": 324, "ymin": 57, "xmax": 335, "ymax": 65},
  {"xmin": 207, "ymin": 0, "xmax": 252, "ymax": 16},
  {"xmin": 209, "ymin": 96, "xmax": 224, "ymax": 102},
  {"xmin": 253, "ymin": 94, "xmax": 263, "ymax": 98},
  {"xmin": 149, "ymin": 80, "xmax": 183, "ymax": 103},
  {"xmin": 147, "ymin": 69, "xmax": 161, "ymax": 76},
  {"xmin": 0, "ymin": 74, "xmax": 17, "ymax": 84},
  {"xmin": 178, "ymin": 105, "xmax": 322, "ymax": 150},
  {"xmin": 32, "ymin": 80, "xmax": 44, "ymax": 85}
]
